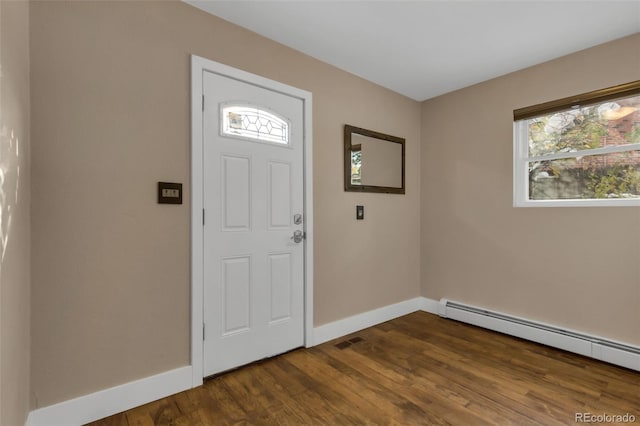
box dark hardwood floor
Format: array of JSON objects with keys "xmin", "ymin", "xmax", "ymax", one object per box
[{"xmin": 87, "ymin": 312, "xmax": 640, "ymax": 425}]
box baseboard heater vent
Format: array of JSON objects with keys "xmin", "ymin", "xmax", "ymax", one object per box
[{"xmin": 438, "ymin": 299, "xmax": 640, "ymax": 372}]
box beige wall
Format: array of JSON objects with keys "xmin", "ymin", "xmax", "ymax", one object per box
[
  {"xmin": 30, "ymin": 1, "xmax": 421, "ymax": 407},
  {"xmin": 421, "ymin": 34, "xmax": 640, "ymax": 345},
  {"xmin": 0, "ymin": 0, "xmax": 31, "ymax": 424}
]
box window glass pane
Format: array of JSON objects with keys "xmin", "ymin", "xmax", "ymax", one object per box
[
  {"xmin": 222, "ymin": 105, "xmax": 289, "ymax": 144},
  {"xmin": 529, "ymin": 151, "xmax": 640, "ymax": 200},
  {"xmin": 528, "ymin": 94, "xmax": 640, "ymax": 158}
]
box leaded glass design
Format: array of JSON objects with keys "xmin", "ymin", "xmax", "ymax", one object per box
[{"xmin": 221, "ymin": 104, "xmax": 290, "ymax": 144}]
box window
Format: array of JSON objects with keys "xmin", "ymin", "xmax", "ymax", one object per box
[
  {"xmin": 514, "ymin": 81, "xmax": 640, "ymax": 207},
  {"xmin": 221, "ymin": 104, "xmax": 290, "ymax": 145}
]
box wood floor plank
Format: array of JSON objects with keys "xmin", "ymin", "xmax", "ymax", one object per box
[{"xmin": 86, "ymin": 312, "xmax": 640, "ymax": 425}]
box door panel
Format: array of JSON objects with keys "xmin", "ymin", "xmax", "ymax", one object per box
[
  {"xmin": 268, "ymin": 253, "xmax": 292, "ymax": 323},
  {"xmin": 221, "ymin": 155, "xmax": 251, "ymax": 231},
  {"xmin": 268, "ymin": 161, "xmax": 292, "ymax": 229},
  {"xmin": 203, "ymin": 70, "xmax": 304, "ymax": 376},
  {"xmin": 221, "ymin": 256, "xmax": 251, "ymax": 335}
]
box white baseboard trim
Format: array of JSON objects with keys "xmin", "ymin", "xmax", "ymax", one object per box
[
  {"xmin": 419, "ymin": 297, "xmax": 440, "ymax": 315},
  {"xmin": 27, "ymin": 366, "xmax": 192, "ymax": 426},
  {"xmin": 313, "ymin": 297, "xmax": 424, "ymax": 345}
]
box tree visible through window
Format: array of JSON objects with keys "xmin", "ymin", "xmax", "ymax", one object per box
[{"xmin": 514, "ymin": 82, "xmax": 640, "ymax": 206}]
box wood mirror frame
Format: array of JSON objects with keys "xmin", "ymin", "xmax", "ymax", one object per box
[{"xmin": 344, "ymin": 124, "xmax": 405, "ymax": 194}]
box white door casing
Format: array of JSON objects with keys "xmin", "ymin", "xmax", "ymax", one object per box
[{"xmin": 191, "ymin": 56, "xmax": 313, "ymax": 384}]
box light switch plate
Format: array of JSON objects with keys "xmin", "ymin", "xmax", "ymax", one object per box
[
  {"xmin": 158, "ymin": 182, "xmax": 183, "ymax": 204},
  {"xmin": 356, "ymin": 205, "xmax": 364, "ymax": 220}
]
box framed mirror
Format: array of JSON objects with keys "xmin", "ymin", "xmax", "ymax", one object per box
[{"xmin": 344, "ymin": 124, "xmax": 405, "ymax": 194}]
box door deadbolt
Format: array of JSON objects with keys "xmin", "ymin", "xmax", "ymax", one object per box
[{"xmin": 293, "ymin": 214, "xmax": 303, "ymax": 225}]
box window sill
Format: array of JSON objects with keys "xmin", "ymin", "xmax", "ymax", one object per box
[{"xmin": 514, "ymin": 198, "xmax": 640, "ymax": 207}]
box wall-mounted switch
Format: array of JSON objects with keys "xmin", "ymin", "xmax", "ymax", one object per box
[
  {"xmin": 158, "ymin": 182, "xmax": 183, "ymax": 204},
  {"xmin": 162, "ymin": 188, "xmax": 180, "ymax": 198},
  {"xmin": 356, "ymin": 205, "xmax": 364, "ymax": 220}
]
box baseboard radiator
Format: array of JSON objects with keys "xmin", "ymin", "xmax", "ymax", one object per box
[{"xmin": 438, "ymin": 299, "xmax": 640, "ymax": 372}]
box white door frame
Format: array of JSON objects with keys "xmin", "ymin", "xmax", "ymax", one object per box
[{"xmin": 190, "ymin": 55, "xmax": 313, "ymax": 387}]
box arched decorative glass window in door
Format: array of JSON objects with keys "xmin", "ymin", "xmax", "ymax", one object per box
[{"xmin": 221, "ymin": 103, "xmax": 290, "ymax": 145}]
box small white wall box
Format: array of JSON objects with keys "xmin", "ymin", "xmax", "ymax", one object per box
[{"xmin": 158, "ymin": 182, "xmax": 183, "ymax": 204}]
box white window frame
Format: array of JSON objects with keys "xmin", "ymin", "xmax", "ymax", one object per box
[{"xmin": 513, "ymin": 81, "xmax": 640, "ymax": 207}]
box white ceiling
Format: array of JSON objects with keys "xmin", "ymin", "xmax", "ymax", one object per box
[{"xmin": 186, "ymin": 1, "xmax": 640, "ymax": 101}]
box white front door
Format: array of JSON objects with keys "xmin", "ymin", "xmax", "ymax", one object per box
[{"xmin": 202, "ymin": 70, "xmax": 305, "ymax": 376}]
